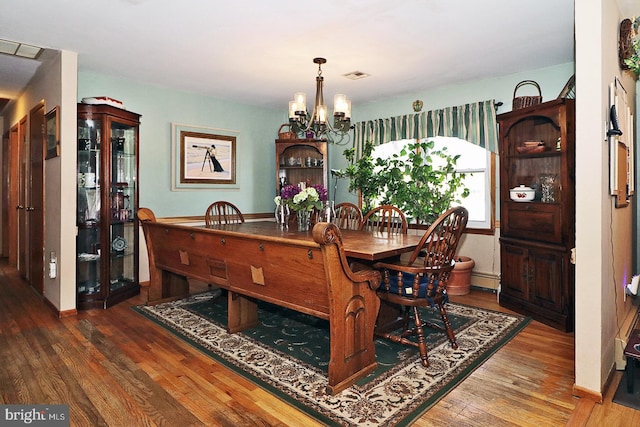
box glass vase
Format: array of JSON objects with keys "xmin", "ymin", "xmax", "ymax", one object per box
[
  {"xmin": 319, "ymin": 201, "xmax": 336, "ymax": 223},
  {"xmin": 296, "ymin": 209, "xmax": 311, "ymax": 232},
  {"xmin": 275, "ymin": 202, "xmax": 290, "ymax": 228},
  {"xmin": 539, "ymin": 173, "xmax": 557, "ymax": 203}
]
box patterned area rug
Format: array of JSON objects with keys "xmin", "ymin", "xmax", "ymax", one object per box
[{"xmin": 133, "ymin": 291, "xmax": 529, "ymax": 426}]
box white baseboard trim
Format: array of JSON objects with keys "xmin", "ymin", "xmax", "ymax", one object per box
[
  {"xmin": 471, "ymin": 271, "xmax": 500, "ymax": 291},
  {"xmin": 615, "ymin": 310, "xmax": 639, "ymax": 370}
]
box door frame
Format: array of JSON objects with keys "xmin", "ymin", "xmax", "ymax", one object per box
[{"xmin": 28, "ymin": 102, "xmax": 45, "ymax": 294}]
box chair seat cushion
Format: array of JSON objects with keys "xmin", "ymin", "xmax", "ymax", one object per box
[{"xmin": 383, "ymin": 273, "xmax": 448, "ymax": 306}]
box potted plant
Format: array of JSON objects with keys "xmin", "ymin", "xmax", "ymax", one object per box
[
  {"xmin": 447, "ymin": 256, "xmax": 476, "ymax": 295},
  {"xmin": 342, "ymin": 140, "xmax": 469, "ymax": 225},
  {"xmin": 342, "ymin": 140, "xmax": 475, "ymax": 291}
]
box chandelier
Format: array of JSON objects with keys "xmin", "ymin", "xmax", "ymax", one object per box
[{"xmin": 288, "ymin": 57, "xmax": 352, "ymax": 143}]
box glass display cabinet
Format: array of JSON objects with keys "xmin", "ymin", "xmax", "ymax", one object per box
[
  {"xmin": 77, "ymin": 103, "xmax": 141, "ymax": 309},
  {"xmin": 275, "ymin": 138, "xmax": 327, "ymax": 194},
  {"xmin": 498, "ymin": 98, "xmax": 575, "ymax": 331}
]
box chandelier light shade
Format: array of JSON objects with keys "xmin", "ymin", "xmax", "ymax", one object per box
[{"xmin": 288, "ymin": 57, "xmax": 352, "ymax": 143}]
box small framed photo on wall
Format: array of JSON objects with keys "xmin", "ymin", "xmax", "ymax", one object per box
[{"xmin": 45, "ymin": 106, "xmax": 60, "ymax": 159}]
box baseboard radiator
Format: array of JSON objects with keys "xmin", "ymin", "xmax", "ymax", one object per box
[{"xmin": 615, "ymin": 310, "xmax": 640, "ymax": 370}]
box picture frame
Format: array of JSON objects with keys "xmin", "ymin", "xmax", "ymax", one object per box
[
  {"xmin": 179, "ymin": 130, "xmax": 236, "ymax": 185},
  {"xmin": 608, "ymin": 79, "xmax": 634, "ymax": 208},
  {"xmin": 45, "ymin": 106, "xmax": 60, "ymax": 159},
  {"xmin": 171, "ymin": 122, "xmax": 241, "ymax": 191}
]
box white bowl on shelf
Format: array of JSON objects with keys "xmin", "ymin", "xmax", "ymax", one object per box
[{"xmin": 509, "ymin": 185, "xmax": 535, "ymax": 202}]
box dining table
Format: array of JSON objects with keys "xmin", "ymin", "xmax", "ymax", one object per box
[{"xmin": 201, "ymin": 220, "xmax": 423, "ymax": 261}]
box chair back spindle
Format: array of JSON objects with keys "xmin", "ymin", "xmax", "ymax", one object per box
[
  {"xmin": 205, "ymin": 201, "xmax": 245, "ymax": 226},
  {"xmin": 333, "ymin": 202, "xmax": 363, "ymax": 230},
  {"xmin": 359, "ymin": 205, "xmax": 407, "ymax": 235}
]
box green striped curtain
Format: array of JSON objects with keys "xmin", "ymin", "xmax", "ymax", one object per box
[{"xmin": 353, "ymin": 99, "xmax": 498, "ymax": 158}]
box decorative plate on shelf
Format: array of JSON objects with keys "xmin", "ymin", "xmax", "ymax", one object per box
[{"xmin": 111, "ymin": 236, "xmax": 127, "ymax": 252}]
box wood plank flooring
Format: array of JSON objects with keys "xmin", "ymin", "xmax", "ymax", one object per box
[{"xmin": 0, "ymin": 259, "xmax": 636, "ymax": 426}]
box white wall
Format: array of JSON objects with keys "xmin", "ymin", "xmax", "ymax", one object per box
[
  {"xmin": 574, "ymin": 0, "xmax": 637, "ymax": 396},
  {"xmin": 2, "ymin": 49, "xmax": 78, "ymax": 312},
  {"xmin": 58, "ymin": 51, "xmax": 79, "ymax": 311}
]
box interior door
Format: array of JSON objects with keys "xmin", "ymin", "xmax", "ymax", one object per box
[
  {"xmin": 8, "ymin": 124, "xmax": 19, "ymax": 266},
  {"xmin": 28, "ymin": 103, "xmax": 45, "ymax": 294},
  {"xmin": 18, "ymin": 117, "xmax": 27, "ymax": 277},
  {"xmin": 1, "ymin": 131, "xmax": 8, "ymax": 258}
]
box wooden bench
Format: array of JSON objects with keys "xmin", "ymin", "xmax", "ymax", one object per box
[{"xmin": 138, "ymin": 208, "xmax": 381, "ymax": 394}]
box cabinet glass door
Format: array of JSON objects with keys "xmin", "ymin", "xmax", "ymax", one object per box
[
  {"xmin": 77, "ymin": 118, "xmax": 102, "ymax": 296},
  {"xmin": 109, "ymin": 122, "xmax": 136, "ymax": 293}
]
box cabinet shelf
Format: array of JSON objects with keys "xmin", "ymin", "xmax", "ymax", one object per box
[
  {"xmin": 78, "ymin": 222, "xmax": 100, "ymax": 229},
  {"xmin": 280, "ymin": 166, "xmax": 324, "ymax": 170},
  {"xmin": 510, "ymin": 151, "xmax": 562, "ymax": 159},
  {"xmin": 275, "ymin": 139, "xmax": 327, "ymax": 193},
  {"xmin": 110, "ymin": 250, "xmax": 133, "ymax": 259}
]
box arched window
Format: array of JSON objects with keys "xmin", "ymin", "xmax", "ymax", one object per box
[{"xmin": 372, "ymin": 137, "xmax": 494, "ymax": 230}]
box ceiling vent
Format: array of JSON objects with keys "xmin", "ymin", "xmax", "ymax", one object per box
[
  {"xmin": 343, "ymin": 71, "xmax": 370, "ymax": 80},
  {"xmin": 0, "ymin": 39, "xmax": 43, "ymax": 59}
]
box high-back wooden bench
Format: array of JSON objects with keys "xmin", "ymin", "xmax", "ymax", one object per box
[{"xmin": 138, "ymin": 208, "xmax": 381, "ymax": 394}]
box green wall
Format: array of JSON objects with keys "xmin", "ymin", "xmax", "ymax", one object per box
[
  {"xmin": 331, "ymin": 62, "xmax": 575, "ymax": 204},
  {"xmin": 78, "ymin": 71, "xmax": 283, "ymax": 217},
  {"xmin": 79, "ymin": 63, "xmax": 574, "ymax": 216}
]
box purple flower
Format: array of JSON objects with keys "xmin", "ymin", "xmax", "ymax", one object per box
[
  {"xmin": 280, "ymin": 184, "xmax": 301, "ymax": 200},
  {"xmin": 312, "ymin": 184, "xmax": 328, "ymax": 202}
]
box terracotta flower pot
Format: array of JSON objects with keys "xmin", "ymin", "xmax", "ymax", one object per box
[{"xmin": 447, "ymin": 256, "xmax": 475, "ymax": 296}]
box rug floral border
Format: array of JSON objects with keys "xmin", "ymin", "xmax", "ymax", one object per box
[{"xmin": 134, "ymin": 293, "xmax": 529, "ymax": 427}]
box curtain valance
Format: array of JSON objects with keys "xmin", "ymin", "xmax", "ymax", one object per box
[{"xmin": 353, "ymin": 99, "xmax": 498, "ymax": 158}]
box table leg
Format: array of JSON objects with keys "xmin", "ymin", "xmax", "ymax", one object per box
[
  {"xmin": 628, "ymin": 357, "xmax": 636, "ymax": 394},
  {"xmin": 375, "ymin": 299, "xmax": 404, "ymax": 334},
  {"xmin": 227, "ymin": 292, "xmax": 259, "ymax": 333}
]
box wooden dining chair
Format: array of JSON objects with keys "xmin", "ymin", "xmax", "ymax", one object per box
[
  {"xmin": 204, "ymin": 201, "xmax": 245, "ymax": 225},
  {"xmin": 333, "ymin": 202, "xmax": 363, "ymax": 230},
  {"xmin": 373, "ymin": 206, "xmax": 468, "ymax": 367},
  {"xmin": 359, "ymin": 205, "xmax": 408, "ymax": 235}
]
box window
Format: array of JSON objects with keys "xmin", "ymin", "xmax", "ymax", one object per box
[
  {"xmin": 372, "ymin": 137, "xmax": 493, "ymax": 230},
  {"xmin": 431, "ymin": 137, "xmax": 492, "ymax": 229}
]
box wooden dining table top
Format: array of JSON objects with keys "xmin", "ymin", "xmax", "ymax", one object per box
[{"xmin": 200, "ymin": 220, "xmax": 422, "ymax": 261}]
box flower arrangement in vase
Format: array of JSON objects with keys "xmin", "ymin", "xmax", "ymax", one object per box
[{"xmin": 274, "ymin": 184, "xmax": 328, "ymax": 231}]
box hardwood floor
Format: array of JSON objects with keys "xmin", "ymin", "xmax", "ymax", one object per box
[{"xmin": 0, "ymin": 259, "xmax": 636, "ymax": 426}]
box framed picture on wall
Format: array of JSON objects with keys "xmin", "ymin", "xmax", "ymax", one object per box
[
  {"xmin": 179, "ymin": 130, "xmax": 236, "ymax": 185},
  {"xmin": 45, "ymin": 105, "xmax": 60, "ymax": 159}
]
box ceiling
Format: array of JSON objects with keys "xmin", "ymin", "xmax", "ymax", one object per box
[{"xmin": 0, "ymin": 1, "xmax": 637, "ymax": 113}]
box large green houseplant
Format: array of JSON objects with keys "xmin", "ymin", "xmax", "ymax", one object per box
[{"xmin": 342, "ymin": 140, "xmax": 469, "ymax": 225}]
